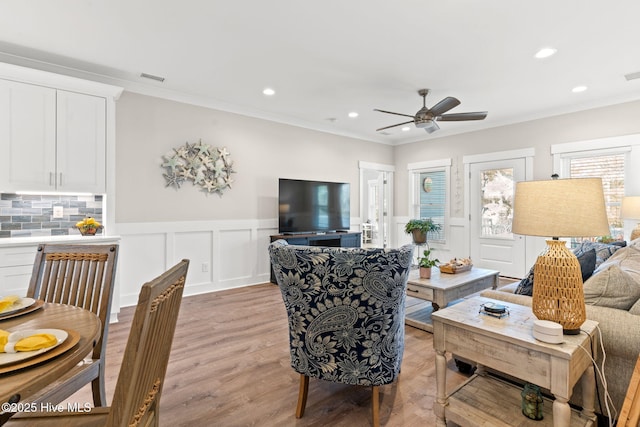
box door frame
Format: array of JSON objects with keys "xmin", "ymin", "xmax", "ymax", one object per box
[
  {"xmin": 463, "ymin": 148, "xmax": 535, "ymax": 278},
  {"xmin": 359, "ymin": 161, "xmax": 394, "ymax": 248}
]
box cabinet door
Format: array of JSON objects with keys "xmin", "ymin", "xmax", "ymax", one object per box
[
  {"xmin": 0, "ymin": 79, "xmax": 56, "ymax": 192},
  {"xmin": 56, "ymin": 90, "xmax": 107, "ymax": 193}
]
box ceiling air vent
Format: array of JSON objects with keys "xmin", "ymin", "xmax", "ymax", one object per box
[
  {"xmin": 140, "ymin": 73, "xmax": 165, "ymax": 82},
  {"xmin": 624, "ymin": 71, "xmax": 640, "ymax": 81}
]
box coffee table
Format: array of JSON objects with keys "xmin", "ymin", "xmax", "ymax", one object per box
[{"xmin": 405, "ymin": 266, "xmax": 499, "ymax": 332}]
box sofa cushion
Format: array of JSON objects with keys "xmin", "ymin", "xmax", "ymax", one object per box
[
  {"xmin": 514, "ymin": 248, "xmax": 596, "ymax": 296},
  {"xmin": 584, "ymin": 265, "xmax": 640, "ymax": 310},
  {"xmin": 630, "ymin": 298, "xmax": 640, "ymax": 316},
  {"xmin": 583, "ymin": 245, "xmax": 640, "ymax": 310}
]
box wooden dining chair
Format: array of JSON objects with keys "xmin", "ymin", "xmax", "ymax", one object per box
[
  {"xmin": 617, "ymin": 354, "xmax": 640, "ymax": 427},
  {"xmin": 5, "ymin": 259, "xmax": 190, "ymax": 427},
  {"xmin": 25, "ymin": 244, "xmax": 119, "ymax": 407}
]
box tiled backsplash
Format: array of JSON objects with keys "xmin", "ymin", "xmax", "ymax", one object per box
[{"xmin": 0, "ymin": 193, "xmax": 103, "ymax": 238}]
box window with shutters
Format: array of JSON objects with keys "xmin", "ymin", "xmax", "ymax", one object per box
[
  {"xmin": 562, "ymin": 152, "xmax": 626, "ymax": 241},
  {"xmin": 409, "ymin": 163, "xmax": 449, "ymax": 243}
]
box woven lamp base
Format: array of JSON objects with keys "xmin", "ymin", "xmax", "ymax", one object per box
[{"xmin": 532, "ymin": 240, "xmax": 586, "ymax": 335}]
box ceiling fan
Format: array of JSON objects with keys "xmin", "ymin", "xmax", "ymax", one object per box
[{"xmin": 374, "ymin": 89, "xmax": 488, "ymax": 134}]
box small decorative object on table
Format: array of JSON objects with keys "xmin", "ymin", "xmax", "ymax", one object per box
[
  {"xmin": 439, "ymin": 257, "xmax": 472, "ymax": 274},
  {"xmin": 479, "ymin": 301, "xmax": 509, "ymax": 318},
  {"xmin": 75, "ymin": 217, "xmax": 103, "ymax": 236},
  {"xmin": 521, "ymin": 382, "xmax": 544, "ymax": 420}
]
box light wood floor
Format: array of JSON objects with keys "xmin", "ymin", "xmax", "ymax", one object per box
[{"xmin": 65, "ymin": 283, "xmax": 472, "ymax": 426}]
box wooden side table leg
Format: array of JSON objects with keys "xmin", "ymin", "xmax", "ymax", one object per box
[
  {"xmin": 580, "ymin": 365, "xmax": 596, "ymax": 420},
  {"xmin": 434, "ymin": 350, "xmax": 447, "ymax": 427},
  {"xmin": 552, "ymin": 397, "xmax": 571, "ymax": 427}
]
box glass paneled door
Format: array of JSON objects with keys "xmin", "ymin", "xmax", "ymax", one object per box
[
  {"xmin": 469, "ymin": 159, "xmax": 526, "ymax": 278},
  {"xmin": 360, "ymin": 165, "xmax": 392, "ymax": 248}
]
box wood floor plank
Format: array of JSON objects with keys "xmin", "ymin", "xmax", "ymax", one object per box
[{"xmin": 63, "ymin": 283, "xmax": 473, "ymax": 426}]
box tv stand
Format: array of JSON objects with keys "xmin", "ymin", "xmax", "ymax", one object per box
[{"xmin": 269, "ymin": 231, "xmax": 362, "ymax": 283}]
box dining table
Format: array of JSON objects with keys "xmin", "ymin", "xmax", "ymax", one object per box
[{"xmin": 0, "ymin": 301, "xmax": 101, "ymax": 408}]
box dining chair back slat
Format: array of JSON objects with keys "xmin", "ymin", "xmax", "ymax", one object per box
[
  {"xmin": 26, "ymin": 244, "xmax": 119, "ymax": 406},
  {"xmin": 106, "ymin": 259, "xmax": 188, "ymax": 427}
]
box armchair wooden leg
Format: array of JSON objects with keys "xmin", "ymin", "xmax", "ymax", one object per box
[
  {"xmin": 372, "ymin": 385, "xmax": 380, "ymax": 427},
  {"xmin": 296, "ymin": 374, "xmax": 309, "ymax": 418}
]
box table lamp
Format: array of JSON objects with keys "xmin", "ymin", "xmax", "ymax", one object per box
[
  {"xmin": 512, "ymin": 177, "xmax": 610, "ymax": 334},
  {"xmin": 622, "ymin": 196, "xmax": 640, "ymax": 241}
]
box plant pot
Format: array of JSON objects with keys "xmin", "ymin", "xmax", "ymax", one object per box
[
  {"xmin": 411, "ymin": 230, "xmax": 427, "ymax": 244},
  {"xmin": 419, "ymin": 266, "xmax": 432, "ymax": 279}
]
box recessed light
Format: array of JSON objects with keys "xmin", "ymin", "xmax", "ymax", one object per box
[
  {"xmin": 348, "ymin": 112, "xmax": 359, "ymax": 118},
  {"xmin": 534, "ymin": 47, "xmax": 557, "ymax": 59},
  {"xmin": 402, "ymin": 127, "xmax": 411, "ymax": 132},
  {"xmin": 572, "ymin": 85, "xmax": 588, "ymax": 93},
  {"xmin": 262, "ymin": 88, "xmax": 275, "ymax": 96}
]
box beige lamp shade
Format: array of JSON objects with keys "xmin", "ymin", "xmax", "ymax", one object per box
[
  {"xmin": 622, "ymin": 196, "xmax": 640, "ymax": 241},
  {"xmin": 512, "ymin": 178, "xmax": 610, "ymax": 238},
  {"xmin": 622, "ymin": 196, "xmax": 640, "ymax": 219},
  {"xmin": 512, "ymin": 177, "xmax": 610, "ymax": 334}
]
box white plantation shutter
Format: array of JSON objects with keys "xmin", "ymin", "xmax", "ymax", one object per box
[
  {"xmin": 568, "ymin": 153, "xmax": 625, "ymax": 238},
  {"xmin": 414, "ymin": 169, "xmax": 446, "ymax": 242}
]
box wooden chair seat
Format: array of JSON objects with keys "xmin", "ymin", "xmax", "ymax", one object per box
[{"xmin": 6, "ymin": 259, "xmax": 190, "ymax": 427}]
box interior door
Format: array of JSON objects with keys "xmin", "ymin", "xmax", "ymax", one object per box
[{"xmin": 469, "ymin": 159, "xmax": 526, "ymax": 278}]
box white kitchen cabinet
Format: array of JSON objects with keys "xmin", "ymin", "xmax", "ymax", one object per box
[
  {"xmin": 0, "ymin": 79, "xmax": 107, "ymax": 193},
  {"xmin": 57, "ymin": 90, "xmax": 107, "ymax": 193}
]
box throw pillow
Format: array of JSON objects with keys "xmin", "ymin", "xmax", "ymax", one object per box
[
  {"xmin": 629, "ymin": 298, "xmax": 640, "ymax": 316},
  {"xmin": 514, "ymin": 248, "xmax": 596, "ymax": 297},
  {"xmin": 514, "ymin": 265, "xmax": 535, "ymax": 296},
  {"xmin": 578, "ymin": 249, "xmax": 597, "ymax": 282},
  {"xmin": 573, "ymin": 241, "xmax": 623, "ymax": 268},
  {"xmin": 583, "ymin": 264, "xmax": 640, "ymax": 310}
]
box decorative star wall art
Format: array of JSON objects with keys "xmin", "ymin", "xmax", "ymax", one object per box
[{"xmin": 161, "ymin": 139, "xmax": 236, "ymax": 196}]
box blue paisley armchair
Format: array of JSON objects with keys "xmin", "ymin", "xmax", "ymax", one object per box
[{"xmin": 268, "ymin": 240, "xmax": 414, "ymax": 427}]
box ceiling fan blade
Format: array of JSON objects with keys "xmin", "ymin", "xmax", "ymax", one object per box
[
  {"xmin": 424, "ymin": 121, "xmax": 440, "ymax": 134},
  {"xmin": 376, "ymin": 120, "xmax": 414, "ymax": 132},
  {"xmin": 428, "ymin": 97, "xmax": 460, "ymax": 116},
  {"xmin": 373, "ymin": 109, "xmax": 415, "ymax": 119},
  {"xmin": 436, "ymin": 111, "xmax": 488, "ymax": 121}
]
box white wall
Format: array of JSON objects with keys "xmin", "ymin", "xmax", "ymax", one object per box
[
  {"xmin": 113, "ymin": 92, "xmax": 640, "ymax": 306},
  {"xmin": 113, "ymin": 92, "xmax": 393, "ymax": 304},
  {"xmin": 393, "ymin": 100, "xmax": 640, "ymax": 272}
]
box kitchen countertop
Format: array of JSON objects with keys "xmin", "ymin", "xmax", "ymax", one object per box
[{"xmin": 0, "ymin": 235, "xmax": 121, "ymax": 248}]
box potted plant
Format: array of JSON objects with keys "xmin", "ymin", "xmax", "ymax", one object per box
[
  {"xmin": 418, "ymin": 249, "xmax": 439, "ymax": 279},
  {"xmin": 404, "ymin": 218, "xmax": 441, "ymax": 245}
]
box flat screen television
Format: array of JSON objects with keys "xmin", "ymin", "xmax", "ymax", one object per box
[{"xmin": 278, "ymin": 178, "xmax": 350, "ymax": 234}]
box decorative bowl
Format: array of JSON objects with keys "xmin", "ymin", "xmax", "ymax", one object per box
[{"xmin": 77, "ymin": 226, "xmax": 103, "ymax": 236}]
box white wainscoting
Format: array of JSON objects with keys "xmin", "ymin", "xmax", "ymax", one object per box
[{"xmin": 114, "ymin": 219, "xmax": 279, "ymax": 308}]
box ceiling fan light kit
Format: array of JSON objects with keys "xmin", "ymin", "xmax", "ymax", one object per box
[{"xmin": 374, "ymin": 89, "xmax": 487, "ymax": 134}]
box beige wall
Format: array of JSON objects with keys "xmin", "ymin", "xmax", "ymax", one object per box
[
  {"xmin": 115, "ymin": 92, "xmax": 640, "ymax": 226},
  {"xmin": 393, "ymin": 99, "xmax": 640, "ymax": 218},
  {"xmin": 115, "ymin": 92, "xmax": 394, "ymax": 223}
]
